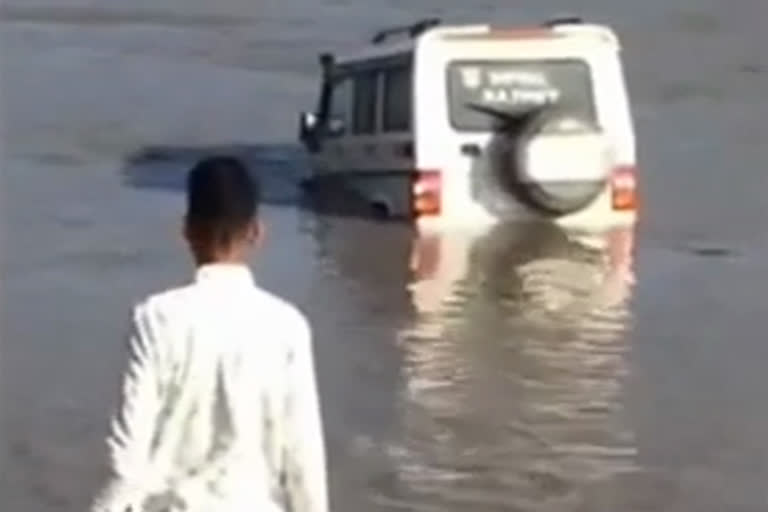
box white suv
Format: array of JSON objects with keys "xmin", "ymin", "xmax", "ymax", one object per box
[{"xmin": 298, "ymin": 17, "xmax": 638, "ymax": 231}]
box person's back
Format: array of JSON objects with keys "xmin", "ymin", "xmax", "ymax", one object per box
[{"xmin": 91, "ymin": 158, "xmax": 328, "ymax": 512}]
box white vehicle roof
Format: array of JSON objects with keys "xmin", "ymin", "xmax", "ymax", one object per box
[{"xmin": 333, "ymin": 18, "xmax": 621, "ymax": 65}]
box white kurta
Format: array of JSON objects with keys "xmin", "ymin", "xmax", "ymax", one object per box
[{"xmin": 91, "ymin": 263, "xmax": 328, "ymax": 512}]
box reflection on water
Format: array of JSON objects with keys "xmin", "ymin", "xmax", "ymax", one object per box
[
  {"xmin": 311, "ymin": 218, "xmax": 637, "ymax": 510},
  {"xmin": 398, "ymin": 224, "xmax": 637, "ymax": 510}
]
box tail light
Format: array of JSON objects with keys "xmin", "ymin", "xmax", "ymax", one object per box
[
  {"xmin": 610, "ymin": 165, "xmax": 638, "ymax": 211},
  {"xmin": 412, "ymin": 170, "xmax": 442, "ymax": 216}
]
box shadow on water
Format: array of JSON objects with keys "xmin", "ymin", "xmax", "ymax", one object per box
[
  {"xmin": 120, "ymin": 143, "xmax": 306, "ymax": 204},
  {"xmin": 311, "ymin": 215, "xmax": 638, "ymax": 510},
  {"xmin": 120, "ymin": 143, "xmax": 398, "ymax": 220}
]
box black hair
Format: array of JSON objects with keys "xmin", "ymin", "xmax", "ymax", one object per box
[{"xmin": 185, "ymin": 156, "xmax": 260, "ymax": 247}]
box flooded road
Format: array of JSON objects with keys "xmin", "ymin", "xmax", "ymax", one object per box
[{"xmin": 2, "ymin": 1, "xmax": 768, "ymax": 510}]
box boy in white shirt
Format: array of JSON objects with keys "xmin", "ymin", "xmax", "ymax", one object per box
[{"xmin": 91, "ymin": 156, "xmax": 328, "ymax": 512}]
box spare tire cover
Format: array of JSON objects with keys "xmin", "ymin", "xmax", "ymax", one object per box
[{"xmin": 495, "ymin": 109, "xmax": 612, "ymax": 216}]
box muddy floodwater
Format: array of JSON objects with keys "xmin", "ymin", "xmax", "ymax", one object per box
[{"xmin": 2, "ymin": 0, "xmax": 768, "ymax": 511}]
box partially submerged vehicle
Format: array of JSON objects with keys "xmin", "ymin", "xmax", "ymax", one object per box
[{"xmin": 298, "ymin": 17, "xmax": 638, "ymax": 231}]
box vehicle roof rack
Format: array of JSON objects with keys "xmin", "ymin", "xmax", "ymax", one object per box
[
  {"xmin": 371, "ymin": 18, "xmax": 441, "ymax": 44},
  {"xmin": 543, "ymin": 15, "xmax": 584, "ymax": 27}
]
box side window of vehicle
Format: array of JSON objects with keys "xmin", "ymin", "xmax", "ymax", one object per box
[
  {"xmin": 326, "ymin": 78, "xmax": 351, "ymax": 137},
  {"xmin": 352, "ymin": 71, "xmax": 379, "ymax": 135},
  {"xmin": 382, "ymin": 64, "xmax": 412, "ymax": 132}
]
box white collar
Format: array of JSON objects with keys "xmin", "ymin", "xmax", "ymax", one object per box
[{"xmin": 195, "ymin": 263, "xmax": 255, "ymax": 287}]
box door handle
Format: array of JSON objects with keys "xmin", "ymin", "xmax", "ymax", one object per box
[{"xmin": 460, "ymin": 143, "xmax": 481, "ymax": 157}]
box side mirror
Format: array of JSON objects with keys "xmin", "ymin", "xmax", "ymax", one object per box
[
  {"xmin": 298, "ymin": 111, "xmax": 321, "ymax": 152},
  {"xmin": 299, "ymin": 111, "xmax": 318, "ymax": 140}
]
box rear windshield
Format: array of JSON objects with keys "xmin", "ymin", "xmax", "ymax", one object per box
[{"xmin": 446, "ymin": 59, "xmax": 596, "ymax": 131}]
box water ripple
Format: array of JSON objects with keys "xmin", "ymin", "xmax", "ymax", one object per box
[{"xmin": 390, "ymin": 223, "xmax": 637, "ymax": 510}]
